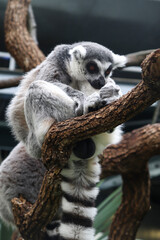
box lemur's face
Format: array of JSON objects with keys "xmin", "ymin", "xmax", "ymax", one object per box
[
  {"xmin": 66, "ymin": 43, "xmax": 126, "ymax": 94},
  {"xmin": 84, "ymin": 59, "xmax": 112, "ymax": 89}
]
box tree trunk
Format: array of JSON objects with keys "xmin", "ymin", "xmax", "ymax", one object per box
[{"xmin": 109, "ymin": 168, "xmax": 150, "ymax": 240}]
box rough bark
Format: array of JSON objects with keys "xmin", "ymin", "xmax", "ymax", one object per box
[
  {"xmin": 4, "ymin": 0, "xmax": 45, "ymax": 72},
  {"xmin": 12, "ymin": 167, "xmax": 62, "ymax": 240},
  {"xmin": 109, "ymin": 168, "xmax": 150, "ymax": 240},
  {"xmin": 100, "ymin": 124, "xmax": 160, "ymax": 177},
  {"xmin": 100, "ymin": 124, "xmax": 160, "ymax": 240}
]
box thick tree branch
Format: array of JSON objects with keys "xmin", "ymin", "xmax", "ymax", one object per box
[
  {"xmin": 109, "ymin": 168, "xmax": 150, "ymax": 240},
  {"xmin": 125, "ymin": 49, "xmax": 156, "ymax": 66},
  {"xmin": 100, "ymin": 124, "xmax": 160, "ymax": 239},
  {"xmin": 12, "ymin": 167, "xmax": 62, "ymax": 240},
  {"xmin": 100, "ymin": 124, "xmax": 160, "ymax": 177},
  {"xmin": 0, "ymin": 77, "xmax": 22, "ymax": 89},
  {"xmin": 4, "ymin": 0, "xmax": 45, "ymax": 72}
]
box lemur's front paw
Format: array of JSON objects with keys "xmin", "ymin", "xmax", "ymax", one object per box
[
  {"xmin": 99, "ymin": 80, "xmax": 122, "ymax": 104},
  {"xmin": 84, "ymin": 92, "xmax": 105, "ymax": 114}
]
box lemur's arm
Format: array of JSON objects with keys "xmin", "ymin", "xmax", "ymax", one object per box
[
  {"xmin": 24, "ymin": 80, "xmax": 84, "ymax": 157},
  {"xmin": 24, "ymin": 78, "xmax": 121, "ymax": 158}
]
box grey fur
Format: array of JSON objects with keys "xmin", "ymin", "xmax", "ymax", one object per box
[
  {"xmin": 0, "ymin": 142, "xmax": 45, "ymax": 226},
  {"xmin": 0, "ymin": 42, "xmax": 126, "ymax": 228}
]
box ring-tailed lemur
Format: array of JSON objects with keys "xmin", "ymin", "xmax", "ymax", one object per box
[{"xmin": 0, "ymin": 42, "xmax": 126, "ymax": 239}]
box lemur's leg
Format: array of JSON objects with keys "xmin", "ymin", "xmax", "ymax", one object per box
[
  {"xmin": 46, "ymin": 156, "xmax": 101, "ymax": 240},
  {"xmin": 24, "ymin": 80, "xmax": 77, "ymax": 157}
]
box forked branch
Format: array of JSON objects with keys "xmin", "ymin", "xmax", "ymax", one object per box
[{"xmin": 100, "ymin": 124, "xmax": 160, "ymax": 239}]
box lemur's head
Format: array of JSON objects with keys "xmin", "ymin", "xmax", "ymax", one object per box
[{"xmin": 52, "ymin": 42, "xmax": 126, "ymax": 92}]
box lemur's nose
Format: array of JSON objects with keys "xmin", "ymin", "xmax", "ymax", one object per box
[{"xmin": 90, "ymin": 76, "xmax": 105, "ymax": 89}]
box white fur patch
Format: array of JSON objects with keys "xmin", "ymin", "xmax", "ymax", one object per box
[
  {"xmin": 61, "ymin": 181, "xmax": 99, "ymax": 200},
  {"xmin": 112, "ymin": 53, "xmax": 127, "ymax": 68},
  {"xmin": 34, "ymin": 118, "xmax": 54, "ymax": 145},
  {"xmin": 67, "ymin": 46, "xmax": 87, "ymax": 82},
  {"xmin": 69, "ymin": 128, "xmax": 122, "ymax": 163},
  {"xmin": 87, "ymin": 157, "xmax": 101, "ymax": 178},
  {"xmin": 61, "ymin": 168, "xmax": 74, "ymax": 179},
  {"xmin": 61, "ymin": 156, "xmax": 101, "ymax": 184},
  {"xmin": 77, "ymin": 80, "xmax": 99, "ymax": 96},
  {"xmin": 69, "ymin": 45, "xmax": 87, "ymax": 58},
  {"xmin": 59, "ymin": 223, "xmax": 95, "ymax": 240},
  {"xmin": 46, "ymin": 227, "xmax": 59, "ymax": 237}
]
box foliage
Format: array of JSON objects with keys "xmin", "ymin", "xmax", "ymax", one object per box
[{"xmin": 94, "ymin": 186, "xmax": 122, "ymax": 240}]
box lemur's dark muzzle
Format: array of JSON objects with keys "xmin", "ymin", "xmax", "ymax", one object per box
[{"xmin": 89, "ymin": 76, "xmax": 105, "ymax": 89}]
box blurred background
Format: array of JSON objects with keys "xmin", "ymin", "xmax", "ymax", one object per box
[{"xmin": 0, "ymin": 0, "xmax": 160, "ymax": 239}]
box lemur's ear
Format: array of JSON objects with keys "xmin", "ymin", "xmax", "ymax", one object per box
[
  {"xmin": 69, "ymin": 45, "xmax": 87, "ymax": 60},
  {"xmin": 112, "ymin": 53, "xmax": 127, "ymax": 69}
]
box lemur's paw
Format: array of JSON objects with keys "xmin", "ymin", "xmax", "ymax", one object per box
[
  {"xmin": 84, "ymin": 92, "xmax": 105, "ymax": 113},
  {"xmin": 100, "ymin": 80, "xmax": 122, "ymax": 104}
]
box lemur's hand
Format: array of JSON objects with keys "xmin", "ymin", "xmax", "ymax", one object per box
[
  {"xmin": 84, "ymin": 92, "xmax": 105, "ymax": 114},
  {"xmin": 100, "ymin": 78, "xmax": 122, "ymax": 104},
  {"xmin": 83, "ymin": 79, "xmax": 122, "ymax": 114}
]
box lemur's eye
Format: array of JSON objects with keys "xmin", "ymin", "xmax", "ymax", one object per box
[
  {"xmin": 86, "ymin": 62, "xmax": 99, "ymax": 74},
  {"xmin": 105, "ymin": 65, "xmax": 112, "ymax": 77}
]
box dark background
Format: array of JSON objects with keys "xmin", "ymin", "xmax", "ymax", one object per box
[{"xmin": 1, "ymin": 0, "xmax": 160, "ymax": 56}]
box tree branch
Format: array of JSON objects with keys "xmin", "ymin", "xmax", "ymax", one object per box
[
  {"xmin": 4, "ymin": 0, "xmax": 45, "ymax": 72},
  {"xmin": 0, "ymin": 77, "xmax": 22, "ymax": 89},
  {"xmin": 125, "ymin": 49, "xmax": 156, "ymax": 66},
  {"xmin": 12, "ymin": 167, "xmax": 62, "ymax": 240},
  {"xmin": 100, "ymin": 124, "xmax": 160, "ymax": 177},
  {"xmin": 100, "ymin": 124, "xmax": 160, "ymax": 239},
  {"xmin": 109, "ymin": 168, "xmax": 150, "ymax": 240},
  {"xmin": 27, "ymin": 4, "xmax": 38, "ymax": 45}
]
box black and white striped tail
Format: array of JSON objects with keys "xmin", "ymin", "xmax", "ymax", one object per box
[{"xmin": 46, "ymin": 156, "xmax": 101, "ymax": 240}]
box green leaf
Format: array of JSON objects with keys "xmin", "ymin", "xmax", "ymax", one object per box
[{"xmin": 94, "ymin": 186, "xmax": 122, "ymax": 239}]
